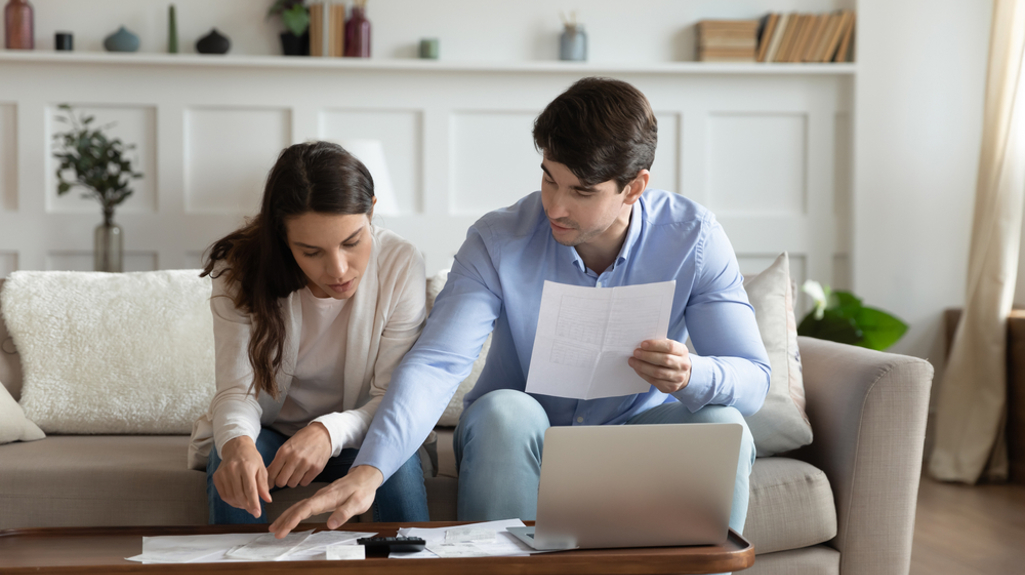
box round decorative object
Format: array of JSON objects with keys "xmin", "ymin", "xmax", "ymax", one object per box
[
  {"xmin": 103, "ymin": 26, "xmax": 140, "ymax": 52},
  {"xmin": 196, "ymin": 28, "xmax": 230, "ymax": 54}
]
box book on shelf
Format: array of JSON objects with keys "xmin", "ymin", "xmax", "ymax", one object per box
[
  {"xmin": 754, "ymin": 10, "xmax": 855, "ymax": 63},
  {"xmin": 309, "ymin": 2, "xmax": 324, "ymax": 57},
  {"xmin": 329, "ymin": 3, "xmax": 346, "ymax": 57},
  {"xmin": 696, "ymin": 19, "xmax": 760, "ymax": 62}
]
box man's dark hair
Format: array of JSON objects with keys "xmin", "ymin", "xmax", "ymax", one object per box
[{"xmin": 532, "ymin": 77, "xmax": 657, "ymax": 191}]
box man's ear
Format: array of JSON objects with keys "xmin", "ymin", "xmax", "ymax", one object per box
[{"xmin": 623, "ymin": 169, "xmax": 650, "ymax": 205}]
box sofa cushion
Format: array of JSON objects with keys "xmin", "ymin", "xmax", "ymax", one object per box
[
  {"xmin": 742, "ymin": 253, "xmax": 813, "ymax": 457},
  {"xmin": 0, "ymin": 435, "xmax": 352, "ymax": 529},
  {"xmin": 0, "ymin": 279, "xmax": 23, "ymax": 401},
  {"xmin": 0, "ymin": 377, "xmax": 43, "ymax": 445},
  {"xmin": 1, "ymin": 271, "xmax": 216, "ymax": 434},
  {"xmin": 744, "ymin": 457, "xmax": 837, "ymax": 554}
]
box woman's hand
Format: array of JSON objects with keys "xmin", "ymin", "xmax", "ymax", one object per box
[
  {"xmin": 628, "ymin": 339, "xmax": 692, "ymax": 394},
  {"xmin": 212, "ymin": 436, "xmax": 273, "ymax": 518},
  {"xmin": 269, "ymin": 464, "xmax": 383, "ymax": 538},
  {"xmin": 266, "ymin": 422, "xmax": 333, "ymax": 489}
]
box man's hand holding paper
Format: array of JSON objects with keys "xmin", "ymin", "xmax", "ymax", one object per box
[{"xmin": 629, "ymin": 338, "xmax": 692, "ymax": 394}]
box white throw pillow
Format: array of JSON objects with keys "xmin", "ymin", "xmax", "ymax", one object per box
[
  {"xmin": 0, "ymin": 270, "xmax": 215, "ymax": 434},
  {"xmin": 0, "ymin": 377, "xmax": 44, "ymax": 444},
  {"xmin": 428, "ymin": 270, "xmax": 492, "ymax": 427},
  {"xmin": 742, "ymin": 252, "xmax": 813, "ymax": 456}
]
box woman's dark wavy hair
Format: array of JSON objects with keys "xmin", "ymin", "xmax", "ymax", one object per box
[
  {"xmin": 201, "ymin": 141, "xmax": 375, "ymax": 400},
  {"xmin": 533, "ymin": 77, "xmax": 657, "ymax": 190}
]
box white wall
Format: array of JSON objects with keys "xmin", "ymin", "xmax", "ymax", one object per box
[
  {"xmin": 24, "ymin": 0, "xmax": 851, "ymax": 61},
  {"xmin": 854, "ymin": 0, "xmax": 991, "ymax": 366}
]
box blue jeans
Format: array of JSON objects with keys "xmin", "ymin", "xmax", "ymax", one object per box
[
  {"xmin": 207, "ymin": 427, "xmax": 429, "ymax": 524},
  {"xmin": 453, "ymin": 389, "xmax": 756, "ymax": 535}
]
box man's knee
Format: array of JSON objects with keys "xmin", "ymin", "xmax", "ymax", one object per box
[
  {"xmin": 457, "ymin": 389, "xmax": 550, "ymax": 457},
  {"xmin": 686, "ymin": 406, "xmax": 756, "ymax": 467}
]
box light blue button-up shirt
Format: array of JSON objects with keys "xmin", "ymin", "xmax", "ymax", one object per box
[{"xmin": 354, "ymin": 189, "xmax": 771, "ymax": 480}]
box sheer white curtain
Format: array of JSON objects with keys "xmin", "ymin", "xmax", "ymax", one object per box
[{"xmin": 930, "ymin": 0, "xmax": 1025, "ymax": 483}]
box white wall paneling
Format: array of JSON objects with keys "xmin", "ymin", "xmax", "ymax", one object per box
[
  {"xmin": 0, "ymin": 252, "xmax": 17, "ymax": 277},
  {"xmin": 0, "ymin": 103, "xmax": 16, "ymax": 212},
  {"xmin": 46, "ymin": 251, "xmax": 158, "ymax": 272},
  {"xmin": 185, "ymin": 107, "xmax": 292, "ymax": 214},
  {"xmin": 319, "ymin": 109, "xmax": 424, "ymax": 215},
  {"xmin": 0, "ymin": 54, "xmax": 853, "ymax": 284}
]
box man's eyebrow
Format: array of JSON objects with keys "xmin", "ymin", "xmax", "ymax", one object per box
[{"xmin": 541, "ymin": 163, "xmax": 597, "ymax": 193}]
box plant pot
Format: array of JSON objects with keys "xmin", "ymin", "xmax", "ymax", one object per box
[{"xmin": 279, "ymin": 31, "xmax": 309, "ymax": 56}]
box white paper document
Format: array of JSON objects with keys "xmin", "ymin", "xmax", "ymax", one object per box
[
  {"xmin": 391, "ymin": 518, "xmax": 535, "ymax": 559},
  {"xmin": 526, "ymin": 280, "xmax": 676, "ymax": 400},
  {"xmin": 126, "ymin": 529, "xmax": 377, "ymax": 564}
]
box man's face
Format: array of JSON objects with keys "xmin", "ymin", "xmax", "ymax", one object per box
[{"xmin": 540, "ymin": 158, "xmax": 632, "ymax": 248}]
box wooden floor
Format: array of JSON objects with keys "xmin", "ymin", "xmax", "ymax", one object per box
[{"xmin": 910, "ymin": 475, "xmax": 1025, "ymax": 575}]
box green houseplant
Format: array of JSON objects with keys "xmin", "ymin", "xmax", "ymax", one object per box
[
  {"xmin": 52, "ymin": 104, "xmax": 143, "ymax": 273},
  {"xmin": 798, "ymin": 280, "xmax": 908, "ymax": 351},
  {"xmin": 268, "ymin": 0, "xmax": 310, "ymax": 56}
]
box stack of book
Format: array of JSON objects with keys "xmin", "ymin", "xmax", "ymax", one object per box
[
  {"xmin": 756, "ymin": 10, "xmax": 855, "ymax": 63},
  {"xmin": 696, "ymin": 20, "xmax": 760, "ymax": 62}
]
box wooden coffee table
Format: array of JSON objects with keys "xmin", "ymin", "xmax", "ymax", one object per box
[{"xmin": 0, "ymin": 522, "xmax": 754, "ymax": 574}]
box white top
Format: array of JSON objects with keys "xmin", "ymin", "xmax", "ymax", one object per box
[
  {"xmin": 186, "ymin": 225, "xmax": 427, "ymax": 469},
  {"xmin": 270, "ymin": 288, "xmax": 352, "ymax": 438}
]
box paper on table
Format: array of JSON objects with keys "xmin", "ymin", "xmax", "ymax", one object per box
[
  {"xmin": 284, "ymin": 531, "xmax": 377, "ymax": 560},
  {"xmin": 526, "ymin": 280, "xmax": 676, "ymax": 400},
  {"xmin": 223, "ymin": 530, "xmax": 314, "ymax": 561},
  {"xmin": 392, "ymin": 519, "xmax": 533, "ymax": 559},
  {"xmin": 127, "ymin": 533, "xmax": 262, "ymax": 563}
]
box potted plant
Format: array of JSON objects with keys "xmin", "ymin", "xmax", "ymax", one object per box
[
  {"xmin": 268, "ymin": 0, "xmax": 310, "ymax": 56},
  {"xmin": 798, "ymin": 280, "xmax": 908, "ymax": 351},
  {"xmin": 52, "ymin": 104, "xmax": 143, "ymax": 273}
]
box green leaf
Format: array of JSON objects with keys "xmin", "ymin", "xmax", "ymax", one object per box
[
  {"xmin": 853, "ymin": 307, "xmax": 908, "ymax": 351},
  {"xmin": 798, "ymin": 309, "xmax": 863, "ymax": 345},
  {"xmin": 831, "ymin": 290, "xmax": 863, "ymax": 318},
  {"xmin": 282, "ymin": 3, "xmax": 310, "ymax": 36}
]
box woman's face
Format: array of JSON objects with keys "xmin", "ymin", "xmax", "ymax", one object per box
[{"xmin": 284, "ymin": 209, "xmax": 374, "ymax": 299}]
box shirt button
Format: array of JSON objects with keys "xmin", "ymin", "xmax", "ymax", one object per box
[{"xmin": 576, "ymin": 416, "xmax": 584, "ymax": 423}]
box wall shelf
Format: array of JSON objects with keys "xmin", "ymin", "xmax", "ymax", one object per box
[{"xmin": 0, "ymin": 50, "xmax": 857, "ymax": 75}]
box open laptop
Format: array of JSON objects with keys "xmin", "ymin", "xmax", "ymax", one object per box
[{"xmin": 507, "ymin": 423, "xmax": 742, "ymax": 551}]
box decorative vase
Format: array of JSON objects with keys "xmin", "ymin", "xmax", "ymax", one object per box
[
  {"xmin": 344, "ymin": 6, "xmax": 370, "ymax": 58},
  {"xmin": 279, "ymin": 31, "xmax": 309, "ymax": 56},
  {"xmin": 95, "ymin": 211, "xmax": 123, "ymax": 273},
  {"xmin": 4, "ymin": 0, "xmax": 34, "ymax": 50},
  {"xmin": 103, "ymin": 26, "xmax": 140, "ymax": 52},
  {"xmin": 196, "ymin": 28, "xmax": 230, "ymax": 54},
  {"xmin": 54, "ymin": 31, "xmax": 72, "ymax": 51},
  {"xmin": 559, "ymin": 24, "xmax": 587, "ymax": 61},
  {"xmin": 167, "ymin": 4, "xmax": 178, "ymax": 54}
]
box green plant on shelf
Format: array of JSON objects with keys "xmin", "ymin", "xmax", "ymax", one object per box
[
  {"xmin": 267, "ymin": 0, "xmax": 310, "ymax": 37},
  {"xmin": 798, "ymin": 280, "xmax": 908, "ymax": 351}
]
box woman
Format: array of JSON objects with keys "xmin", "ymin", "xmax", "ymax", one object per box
[{"xmin": 187, "ymin": 141, "xmax": 429, "ymax": 525}]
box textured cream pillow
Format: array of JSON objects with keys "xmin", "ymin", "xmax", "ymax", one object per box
[
  {"xmin": 428, "ymin": 270, "xmax": 492, "ymax": 427},
  {"xmin": 0, "ymin": 378, "xmax": 44, "ymax": 444},
  {"xmin": 1, "ymin": 270, "xmax": 215, "ymax": 434},
  {"xmin": 743, "ymin": 252, "xmax": 812, "ymax": 456}
]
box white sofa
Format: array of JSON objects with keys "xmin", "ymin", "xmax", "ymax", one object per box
[{"xmin": 0, "ymin": 273, "xmax": 933, "ymax": 575}]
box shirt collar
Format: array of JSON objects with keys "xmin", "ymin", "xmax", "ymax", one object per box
[{"xmin": 564, "ymin": 198, "xmax": 644, "ymax": 274}]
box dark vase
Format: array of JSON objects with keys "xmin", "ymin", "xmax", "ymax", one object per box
[
  {"xmin": 344, "ymin": 6, "xmax": 370, "ymax": 57},
  {"xmin": 196, "ymin": 28, "xmax": 230, "ymax": 54},
  {"xmin": 4, "ymin": 0, "xmax": 34, "ymax": 50},
  {"xmin": 279, "ymin": 30, "xmax": 310, "ymax": 56}
]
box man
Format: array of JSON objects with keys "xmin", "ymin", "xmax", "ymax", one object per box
[{"xmin": 270, "ymin": 77, "xmax": 770, "ymax": 538}]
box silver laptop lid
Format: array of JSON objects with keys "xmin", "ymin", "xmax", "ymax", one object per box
[{"xmin": 533, "ymin": 423, "xmax": 742, "ymax": 550}]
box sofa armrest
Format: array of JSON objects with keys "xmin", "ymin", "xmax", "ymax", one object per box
[{"xmin": 793, "ymin": 336, "xmax": 933, "ymax": 575}]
